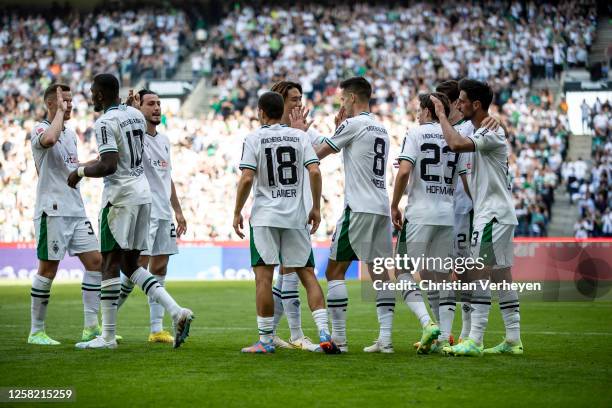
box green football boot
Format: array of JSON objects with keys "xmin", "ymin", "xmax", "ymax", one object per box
[
  {"xmin": 28, "ymin": 331, "xmax": 60, "ymax": 345},
  {"xmin": 81, "ymin": 325, "xmax": 101, "ymax": 342},
  {"xmin": 484, "ymin": 339, "xmax": 524, "ymax": 355},
  {"xmin": 442, "ymin": 338, "xmax": 483, "ymax": 357},
  {"xmin": 416, "ymin": 322, "xmax": 441, "ymax": 354}
]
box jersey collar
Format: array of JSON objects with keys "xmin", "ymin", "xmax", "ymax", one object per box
[
  {"xmin": 104, "ymin": 105, "xmax": 119, "ymax": 113},
  {"xmin": 359, "ymin": 111, "xmax": 371, "ymax": 116}
]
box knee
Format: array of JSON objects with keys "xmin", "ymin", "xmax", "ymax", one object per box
[{"xmin": 38, "ymin": 261, "xmax": 59, "ymax": 279}]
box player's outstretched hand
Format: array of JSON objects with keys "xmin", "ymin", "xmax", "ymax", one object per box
[
  {"xmin": 67, "ymin": 169, "xmax": 82, "ymax": 189},
  {"xmin": 233, "ymin": 213, "xmax": 244, "ymax": 239},
  {"xmin": 308, "ymin": 208, "xmax": 321, "ymax": 235},
  {"xmin": 125, "ymin": 89, "xmax": 140, "ymax": 107},
  {"xmin": 482, "ymin": 116, "xmax": 501, "ymax": 131},
  {"xmin": 289, "ymin": 106, "xmax": 313, "ymax": 131},
  {"xmin": 334, "ymin": 106, "xmax": 347, "ymax": 129},
  {"xmin": 391, "ymin": 206, "xmax": 403, "ymax": 231},
  {"xmin": 175, "ymin": 212, "xmax": 187, "ymax": 237},
  {"xmin": 56, "ymin": 87, "xmax": 67, "ymax": 113},
  {"xmin": 429, "ymin": 95, "xmax": 447, "ymax": 120}
]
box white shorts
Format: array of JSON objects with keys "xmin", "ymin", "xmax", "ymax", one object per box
[
  {"xmin": 470, "ymin": 219, "xmax": 515, "ymax": 268},
  {"xmin": 99, "ymin": 204, "xmax": 150, "ymax": 252},
  {"xmin": 34, "ymin": 214, "xmax": 99, "ymax": 261},
  {"xmin": 250, "ymin": 226, "xmax": 314, "ymax": 268},
  {"xmin": 141, "ymin": 218, "xmax": 178, "ymax": 257},
  {"xmin": 396, "ymin": 221, "xmax": 453, "ymax": 273},
  {"xmin": 453, "ymin": 211, "xmax": 473, "ymax": 259},
  {"xmin": 329, "ymin": 207, "xmax": 392, "ymax": 263}
]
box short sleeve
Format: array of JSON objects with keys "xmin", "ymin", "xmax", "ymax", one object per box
[
  {"xmin": 31, "ymin": 123, "xmax": 50, "ymax": 150},
  {"xmin": 467, "ymin": 128, "xmax": 505, "ymax": 152},
  {"xmin": 96, "ymin": 119, "xmax": 118, "ymax": 155},
  {"xmin": 303, "ymin": 137, "xmax": 320, "ymax": 168},
  {"xmin": 239, "ymin": 135, "xmax": 257, "ymax": 171},
  {"xmin": 324, "ymin": 119, "xmax": 356, "ymax": 152},
  {"xmin": 307, "ymin": 128, "xmax": 326, "ymax": 146},
  {"xmin": 397, "ymin": 128, "xmax": 418, "ymax": 165}
]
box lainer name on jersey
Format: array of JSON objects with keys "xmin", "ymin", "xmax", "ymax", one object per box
[{"xmin": 271, "ymin": 188, "xmax": 297, "ymax": 198}]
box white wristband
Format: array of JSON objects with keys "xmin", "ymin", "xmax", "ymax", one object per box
[{"xmin": 77, "ymin": 167, "xmax": 86, "ymax": 178}]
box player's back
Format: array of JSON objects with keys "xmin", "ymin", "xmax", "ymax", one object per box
[
  {"xmin": 452, "ymin": 120, "xmax": 474, "ymax": 215},
  {"xmin": 399, "ymin": 122, "xmax": 465, "ymax": 225},
  {"xmin": 325, "ymin": 112, "xmax": 390, "ymax": 216},
  {"xmin": 95, "ymin": 105, "xmax": 151, "ymax": 207},
  {"xmin": 240, "ymin": 124, "xmax": 319, "ymax": 229}
]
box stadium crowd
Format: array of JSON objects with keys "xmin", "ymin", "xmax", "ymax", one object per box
[{"xmin": 0, "ymin": 1, "xmax": 604, "ymax": 241}]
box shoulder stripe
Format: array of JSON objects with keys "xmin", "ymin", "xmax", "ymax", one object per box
[
  {"xmin": 398, "ymin": 155, "xmax": 416, "ymax": 164},
  {"xmin": 324, "ymin": 138, "xmax": 340, "ymax": 152},
  {"xmin": 99, "ymin": 148, "xmax": 118, "ymax": 154},
  {"xmin": 239, "ymin": 164, "xmax": 257, "ymax": 171},
  {"xmin": 465, "ymin": 135, "xmax": 477, "ymax": 151}
]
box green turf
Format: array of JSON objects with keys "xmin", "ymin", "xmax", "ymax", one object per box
[{"xmin": 1, "ymin": 281, "xmax": 612, "ymax": 407}]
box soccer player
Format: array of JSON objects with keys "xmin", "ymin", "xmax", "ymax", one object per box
[
  {"xmin": 115, "ymin": 89, "xmax": 187, "ymax": 344},
  {"xmin": 431, "ymin": 79, "xmax": 522, "ymax": 356},
  {"xmin": 233, "ymin": 91, "xmax": 338, "ymax": 354},
  {"xmin": 391, "ymin": 92, "xmax": 467, "ymax": 354},
  {"xmin": 434, "ymin": 80, "xmax": 502, "ymax": 344},
  {"xmin": 265, "ymin": 80, "xmax": 325, "ymax": 352},
  {"xmin": 314, "ymin": 77, "xmax": 439, "ymax": 353},
  {"xmin": 68, "ymin": 73, "xmax": 193, "ymax": 349},
  {"xmin": 28, "ymin": 83, "xmax": 103, "ymax": 345}
]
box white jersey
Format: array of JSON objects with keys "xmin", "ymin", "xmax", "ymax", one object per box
[
  {"xmin": 240, "ymin": 124, "xmax": 319, "ymax": 229},
  {"xmin": 95, "ymin": 105, "xmax": 151, "ymax": 207},
  {"xmin": 143, "ymin": 131, "xmax": 172, "ymax": 220},
  {"xmin": 323, "ymin": 112, "xmax": 390, "ymax": 216},
  {"xmin": 453, "ymin": 120, "xmax": 474, "ymax": 215},
  {"xmin": 398, "ymin": 122, "xmax": 467, "ymax": 226},
  {"xmin": 31, "ymin": 120, "xmax": 87, "ymax": 218},
  {"xmin": 466, "ymin": 126, "xmax": 518, "ymax": 226}
]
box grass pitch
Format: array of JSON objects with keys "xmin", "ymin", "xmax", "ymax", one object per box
[{"xmin": 1, "ymin": 281, "xmax": 611, "ymax": 407}]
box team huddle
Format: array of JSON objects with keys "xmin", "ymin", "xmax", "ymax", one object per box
[
  {"xmin": 27, "ymin": 72, "xmax": 522, "ymax": 356},
  {"xmin": 29, "ymin": 74, "xmax": 192, "ymax": 349},
  {"xmin": 233, "ymin": 77, "xmax": 522, "ymax": 356}
]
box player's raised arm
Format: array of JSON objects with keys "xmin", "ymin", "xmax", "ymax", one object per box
[
  {"xmin": 39, "ymin": 86, "xmax": 69, "ymax": 148},
  {"xmin": 430, "ymin": 95, "xmax": 475, "ymax": 153},
  {"xmin": 305, "ymin": 139, "xmax": 322, "ymax": 234}
]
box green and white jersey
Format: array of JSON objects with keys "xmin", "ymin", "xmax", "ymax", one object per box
[
  {"xmin": 323, "ymin": 112, "xmax": 390, "ymax": 216},
  {"xmin": 143, "ymin": 131, "xmax": 172, "ymax": 220},
  {"xmin": 239, "ymin": 124, "xmax": 320, "ymax": 229},
  {"xmin": 453, "ymin": 120, "xmax": 475, "ymax": 215},
  {"xmin": 465, "ymin": 126, "xmax": 518, "ymax": 226},
  {"xmin": 95, "ymin": 105, "xmax": 151, "ymax": 207},
  {"xmin": 398, "ymin": 122, "xmax": 467, "ymax": 226},
  {"xmin": 30, "ymin": 120, "xmax": 86, "ymax": 218}
]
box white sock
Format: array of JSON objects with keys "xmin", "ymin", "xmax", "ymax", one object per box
[
  {"xmin": 312, "ymin": 308, "xmax": 330, "ymax": 336},
  {"xmin": 117, "ymin": 272, "xmax": 134, "ymax": 309},
  {"xmin": 281, "ymin": 272, "xmax": 304, "ymax": 341},
  {"xmin": 257, "ymin": 315, "xmax": 274, "ymax": 343},
  {"xmin": 100, "ymin": 277, "xmax": 120, "ymax": 342},
  {"xmin": 499, "ymin": 289, "xmax": 521, "ymax": 343},
  {"xmin": 82, "ymin": 271, "xmax": 101, "ymax": 328},
  {"xmin": 131, "ymin": 267, "xmax": 181, "ymax": 319},
  {"xmin": 30, "ymin": 274, "xmax": 52, "ymax": 334},
  {"xmin": 149, "ymin": 275, "xmax": 166, "ymax": 334},
  {"xmin": 375, "ymin": 287, "xmax": 395, "ymax": 345},
  {"xmin": 327, "ymin": 280, "xmax": 348, "ymax": 344},
  {"xmin": 272, "ymin": 274, "xmax": 284, "ymax": 335},
  {"xmin": 459, "ymin": 290, "xmax": 472, "ymax": 340},
  {"xmin": 397, "ymin": 273, "xmax": 431, "ymax": 327},
  {"xmin": 438, "ymin": 289, "xmax": 455, "ymax": 342},
  {"xmin": 427, "ymin": 289, "xmax": 440, "ymax": 322},
  {"xmin": 469, "ymin": 279, "xmax": 491, "ymax": 346}
]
